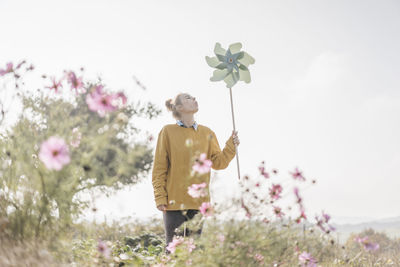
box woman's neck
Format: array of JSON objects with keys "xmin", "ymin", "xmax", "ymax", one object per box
[{"xmin": 179, "ymin": 113, "xmax": 195, "ymax": 127}]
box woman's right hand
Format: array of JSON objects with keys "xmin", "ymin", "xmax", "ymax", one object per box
[{"xmin": 157, "ymin": 204, "xmax": 167, "ymax": 211}]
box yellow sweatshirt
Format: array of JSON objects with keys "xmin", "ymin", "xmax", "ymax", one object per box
[{"xmin": 151, "ymin": 123, "xmax": 236, "ymax": 210}]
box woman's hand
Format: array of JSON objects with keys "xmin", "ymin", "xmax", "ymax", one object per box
[
  {"xmin": 157, "ymin": 204, "xmax": 167, "ymax": 212},
  {"xmin": 232, "ymin": 130, "xmax": 240, "ymax": 146}
]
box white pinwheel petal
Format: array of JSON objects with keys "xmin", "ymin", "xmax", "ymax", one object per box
[
  {"xmin": 239, "ymin": 68, "xmax": 251, "ymax": 83},
  {"xmin": 214, "ymin": 42, "xmax": 226, "ymax": 56},
  {"xmin": 238, "ymin": 52, "xmax": 255, "ymax": 67},
  {"xmin": 229, "ymin": 42, "xmax": 242, "ymax": 54},
  {"xmin": 205, "ymin": 56, "xmax": 220, "ymax": 68},
  {"xmin": 210, "ymin": 69, "xmax": 230, "ymax": 81},
  {"xmin": 224, "ymin": 72, "xmax": 238, "ymax": 88}
]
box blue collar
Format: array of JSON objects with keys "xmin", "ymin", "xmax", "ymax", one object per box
[{"xmin": 176, "ymin": 120, "xmax": 198, "ymax": 131}]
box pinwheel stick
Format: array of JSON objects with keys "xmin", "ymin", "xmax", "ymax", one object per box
[{"xmin": 229, "ymin": 87, "xmax": 241, "ymax": 180}]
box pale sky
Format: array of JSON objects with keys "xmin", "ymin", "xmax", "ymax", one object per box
[{"xmin": 1, "ymin": 0, "xmax": 399, "ymax": 224}]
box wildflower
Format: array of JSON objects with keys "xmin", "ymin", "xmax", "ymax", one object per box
[
  {"xmin": 86, "ymin": 85, "xmax": 126, "ymax": 117},
  {"xmin": 192, "ymin": 153, "xmax": 212, "ymax": 174},
  {"xmin": 39, "ymin": 136, "xmax": 70, "ymax": 170},
  {"xmin": 187, "ymin": 183, "xmax": 208, "ymax": 198},
  {"xmin": 355, "ymin": 236, "xmax": 380, "ymax": 251},
  {"xmin": 298, "ymin": 251, "xmax": 317, "ymax": 267},
  {"xmin": 45, "ymin": 76, "xmax": 63, "ymax": 93},
  {"xmin": 0, "ymin": 62, "xmax": 13, "ymax": 76},
  {"xmin": 166, "ymin": 236, "xmax": 184, "ymax": 254},
  {"xmin": 97, "ymin": 240, "xmax": 111, "ymax": 259},
  {"xmin": 290, "ymin": 167, "xmax": 306, "ymax": 181},
  {"xmin": 258, "ymin": 161, "xmax": 269, "ymax": 178},
  {"xmin": 66, "ymin": 71, "xmax": 84, "ymax": 93},
  {"xmin": 273, "ymin": 206, "xmax": 285, "ymax": 218},
  {"xmin": 199, "ymin": 202, "xmax": 213, "ymax": 217},
  {"xmin": 269, "ymin": 184, "xmax": 283, "ymax": 200},
  {"xmin": 293, "ymin": 187, "xmax": 302, "ymax": 204},
  {"xmin": 185, "ymin": 238, "xmax": 196, "ymax": 253}
]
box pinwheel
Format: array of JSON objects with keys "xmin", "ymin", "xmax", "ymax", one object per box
[{"xmin": 205, "ymin": 42, "xmax": 255, "ymax": 180}]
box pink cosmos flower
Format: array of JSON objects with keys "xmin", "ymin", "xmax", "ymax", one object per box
[
  {"xmin": 0, "ymin": 62, "xmax": 13, "ymax": 76},
  {"xmin": 39, "ymin": 136, "xmax": 70, "ymax": 171},
  {"xmin": 66, "ymin": 71, "xmax": 84, "ymax": 93},
  {"xmin": 192, "ymin": 153, "xmax": 212, "ymax": 174},
  {"xmin": 166, "ymin": 236, "xmax": 184, "ymax": 254},
  {"xmin": 315, "ymin": 211, "xmax": 335, "ymax": 233},
  {"xmin": 269, "ymin": 184, "xmax": 283, "ymax": 200},
  {"xmin": 290, "ymin": 167, "xmax": 306, "ymax": 181},
  {"xmin": 355, "ymin": 236, "xmax": 380, "ymax": 251},
  {"xmin": 97, "ymin": 240, "xmax": 111, "ymax": 259},
  {"xmin": 70, "ymin": 127, "xmax": 82, "ymax": 148},
  {"xmin": 45, "ymin": 76, "xmax": 63, "ymax": 93},
  {"xmin": 86, "ymin": 85, "xmax": 127, "ymax": 117},
  {"xmin": 273, "ymin": 206, "xmax": 285, "ymax": 218},
  {"xmin": 295, "ymin": 208, "xmax": 307, "ymax": 224},
  {"xmin": 298, "ymin": 251, "xmax": 317, "ymax": 267},
  {"xmin": 199, "ymin": 202, "xmax": 213, "ymax": 217},
  {"xmin": 187, "ymin": 182, "xmax": 207, "ymax": 198},
  {"xmin": 294, "ymin": 187, "xmax": 302, "ymax": 204},
  {"xmin": 185, "ymin": 238, "xmax": 196, "ymax": 253},
  {"xmin": 258, "ymin": 161, "xmax": 269, "ymax": 178}
]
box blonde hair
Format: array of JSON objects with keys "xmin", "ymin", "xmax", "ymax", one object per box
[{"xmin": 165, "ymin": 93, "xmax": 185, "ymax": 119}]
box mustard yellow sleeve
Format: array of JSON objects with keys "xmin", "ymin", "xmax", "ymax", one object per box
[
  {"xmin": 152, "ymin": 127, "xmax": 170, "ymax": 207},
  {"xmin": 209, "ymin": 130, "xmax": 236, "ymax": 170}
]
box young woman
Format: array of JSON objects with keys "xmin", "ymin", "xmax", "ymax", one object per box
[{"xmin": 151, "ymin": 92, "xmax": 240, "ymax": 253}]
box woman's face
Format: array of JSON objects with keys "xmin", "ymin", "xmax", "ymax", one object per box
[{"xmin": 176, "ymin": 93, "xmax": 198, "ymax": 114}]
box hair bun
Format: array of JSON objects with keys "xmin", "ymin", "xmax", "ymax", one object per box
[{"xmin": 165, "ymin": 99, "xmax": 174, "ymax": 111}]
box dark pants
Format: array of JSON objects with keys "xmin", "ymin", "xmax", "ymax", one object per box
[{"xmin": 162, "ymin": 209, "xmax": 203, "ymax": 253}]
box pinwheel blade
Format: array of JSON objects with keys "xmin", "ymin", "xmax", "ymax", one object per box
[
  {"xmin": 229, "ymin": 42, "xmax": 242, "ymax": 54},
  {"xmin": 214, "ymin": 42, "xmax": 226, "ymax": 56},
  {"xmin": 239, "ymin": 65, "xmax": 251, "ymax": 83},
  {"xmin": 205, "ymin": 56, "xmax": 220, "ymax": 68},
  {"xmin": 210, "ymin": 68, "xmax": 230, "ymax": 81},
  {"xmin": 238, "ymin": 52, "xmax": 255, "ymax": 67}
]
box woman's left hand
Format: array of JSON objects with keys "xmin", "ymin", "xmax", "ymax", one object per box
[{"xmin": 232, "ymin": 130, "xmax": 240, "ymax": 146}]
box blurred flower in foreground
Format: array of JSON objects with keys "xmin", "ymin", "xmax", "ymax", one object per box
[
  {"xmin": 0, "ymin": 62, "xmax": 14, "ymax": 76},
  {"xmin": 290, "ymin": 167, "xmax": 306, "ymax": 181},
  {"xmin": 39, "ymin": 136, "xmax": 70, "ymax": 171},
  {"xmin": 315, "ymin": 211, "xmax": 336, "ymax": 233},
  {"xmin": 66, "ymin": 71, "xmax": 84, "ymax": 94},
  {"xmin": 355, "ymin": 236, "xmax": 380, "ymax": 251},
  {"xmin": 166, "ymin": 236, "xmax": 184, "ymax": 254},
  {"xmin": 97, "ymin": 240, "xmax": 111, "ymax": 259},
  {"xmin": 258, "ymin": 161, "xmax": 269, "ymax": 178},
  {"xmin": 45, "ymin": 76, "xmax": 63, "ymax": 93},
  {"xmin": 273, "ymin": 206, "xmax": 285, "ymax": 218},
  {"xmin": 199, "ymin": 202, "xmax": 213, "ymax": 217},
  {"xmin": 187, "ymin": 182, "xmax": 207, "ymax": 198},
  {"xmin": 86, "ymin": 85, "xmax": 127, "ymax": 117},
  {"xmin": 269, "ymin": 184, "xmax": 283, "ymax": 200},
  {"xmin": 298, "ymin": 251, "xmax": 317, "ymax": 267},
  {"xmin": 185, "ymin": 238, "xmax": 196, "ymax": 253},
  {"xmin": 192, "ymin": 153, "xmax": 212, "ymax": 174}
]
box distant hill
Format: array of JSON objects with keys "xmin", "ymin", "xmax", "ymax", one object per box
[{"xmin": 330, "ymin": 216, "xmax": 400, "ymax": 243}]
